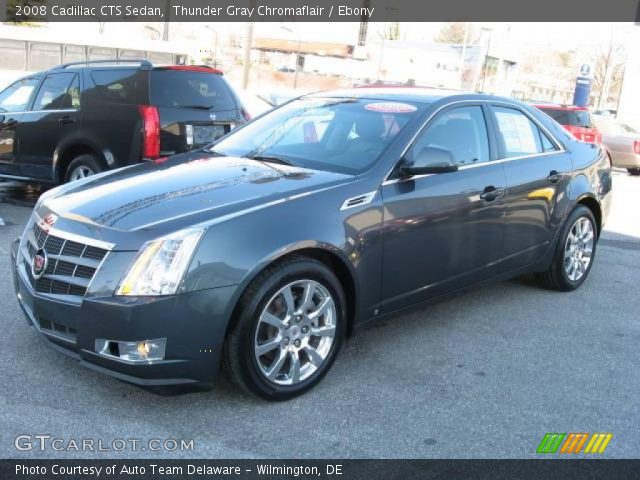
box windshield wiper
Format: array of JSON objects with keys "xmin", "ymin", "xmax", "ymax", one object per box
[{"xmin": 246, "ymin": 154, "xmax": 299, "ymax": 167}]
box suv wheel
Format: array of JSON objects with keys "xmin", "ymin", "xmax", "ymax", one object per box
[
  {"xmin": 628, "ymin": 168, "xmax": 640, "ymax": 176},
  {"xmin": 536, "ymin": 205, "xmax": 597, "ymax": 291},
  {"xmin": 65, "ymin": 154, "xmax": 103, "ymax": 183},
  {"xmin": 224, "ymin": 256, "xmax": 346, "ymax": 401}
]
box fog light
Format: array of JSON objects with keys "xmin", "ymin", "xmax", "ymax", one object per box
[
  {"xmin": 95, "ymin": 338, "xmax": 166, "ymax": 363},
  {"xmin": 119, "ymin": 339, "xmax": 166, "ymax": 362}
]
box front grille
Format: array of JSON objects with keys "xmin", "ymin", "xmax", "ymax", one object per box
[{"xmin": 21, "ymin": 221, "xmax": 109, "ymax": 298}]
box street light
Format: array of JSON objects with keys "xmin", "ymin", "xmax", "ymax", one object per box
[{"xmin": 281, "ymin": 25, "xmax": 301, "ymax": 89}]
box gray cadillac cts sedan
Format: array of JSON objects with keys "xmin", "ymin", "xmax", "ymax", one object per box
[{"xmin": 11, "ymin": 89, "xmax": 612, "ymax": 400}]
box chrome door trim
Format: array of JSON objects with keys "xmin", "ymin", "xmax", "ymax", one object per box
[
  {"xmin": 382, "ymin": 99, "xmax": 567, "ymax": 184},
  {"xmin": 382, "ymin": 151, "xmax": 564, "ymax": 186}
]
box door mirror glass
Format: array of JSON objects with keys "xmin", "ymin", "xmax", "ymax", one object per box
[{"xmin": 401, "ymin": 145, "xmax": 459, "ymax": 176}]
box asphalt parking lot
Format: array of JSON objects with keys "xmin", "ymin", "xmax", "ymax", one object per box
[{"xmin": 0, "ymin": 171, "xmax": 638, "ymax": 459}]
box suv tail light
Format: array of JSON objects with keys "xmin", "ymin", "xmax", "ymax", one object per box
[
  {"xmin": 241, "ymin": 107, "xmax": 251, "ymax": 121},
  {"xmin": 634, "ymin": 141, "xmax": 640, "ymax": 155},
  {"xmin": 138, "ymin": 105, "xmax": 160, "ymax": 159}
]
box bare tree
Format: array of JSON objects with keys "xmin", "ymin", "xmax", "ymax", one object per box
[
  {"xmin": 589, "ymin": 39, "xmax": 626, "ymax": 110},
  {"xmin": 435, "ymin": 22, "xmax": 477, "ymax": 44}
]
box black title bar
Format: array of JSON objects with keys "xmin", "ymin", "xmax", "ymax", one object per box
[
  {"xmin": 1, "ymin": 459, "xmax": 640, "ymax": 480},
  {"xmin": 2, "ymin": 0, "xmax": 640, "ymax": 22}
]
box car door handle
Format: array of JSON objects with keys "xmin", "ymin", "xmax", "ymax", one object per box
[
  {"xmin": 59, "ymin": 116, "xmax": 76, "ymax": 125},
  {"xmin": 479, "ymin": 186, "xmax": 505, "ymax": 201},
  {"xmin": 547, "ymin": 170, "xmax": 561, "ymax": 183}
]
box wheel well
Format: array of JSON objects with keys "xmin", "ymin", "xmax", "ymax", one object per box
[
  {"xmin": 229, "ymin": 248, "xmax": 358, "ymax": 339},
  {"xmin": 57, "ymin": 144, "xmax": 103, "ymax": 182},
  {"xmin": 577, "ymin": 196, "xmax": 602, "ymax": 237}
]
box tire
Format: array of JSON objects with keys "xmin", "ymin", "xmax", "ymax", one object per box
[
  {"xmin": 64, "ymin": 154, "xmax": 103, "ymax": 183},
  {"xmin": 536, "ymin": 205, "xmax": 597, "ymax": 291},
  {"xmin": 627, "ymin": 168, "xmax": 640, "ymax": 176},
  {"xmin": 224, "ymin": 256, "xmax": 347, "ymax": 401}
]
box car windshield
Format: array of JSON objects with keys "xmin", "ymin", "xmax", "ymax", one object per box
[
  {"xmin": 211, "ymin": 97, "xmax": 423, "ymax": 174},
  {"xmin": 539, "ymin": 107, "xmax": 593, "ymax": 128}
]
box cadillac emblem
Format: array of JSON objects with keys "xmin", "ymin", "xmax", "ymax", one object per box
[
  {"xmin": 32, "ymin": 249, "xmax": 48, "ymax": 279},
  {"xmin": 39, "ymin": 213, "xmax": 58, "ymax": 232}
]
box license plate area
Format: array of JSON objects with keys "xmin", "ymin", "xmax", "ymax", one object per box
[{"xmin": 192, "ymin": 125, "xmax": 227, "ymax": 145}]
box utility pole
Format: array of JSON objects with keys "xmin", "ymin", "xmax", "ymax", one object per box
[
  {"xmin": 242, "ymin": 22, "xmax": 254, "ymax": 89},
  {"xmin": 458, "ymin": 22, "xmax": 470, "ymax": 89},
  {"xmin": 163, "ymin": 0, "xmax": 170, "ymax": 41}
]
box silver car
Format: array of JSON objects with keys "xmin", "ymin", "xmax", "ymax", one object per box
[{"xmin": 593, "ymin": 115, "xmax": 640, "ymax": 175}]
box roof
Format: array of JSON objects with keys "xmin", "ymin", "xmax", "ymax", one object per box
[
  {"xmin": 305, "ymin": 87, "xmax": 473, "ymax": 104},
  {"xmin": 531, "ymin": 103, "xmax": 589, "ymax": 111}
]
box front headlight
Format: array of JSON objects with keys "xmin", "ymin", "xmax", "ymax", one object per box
[{"xmin": 116, "ymin": 228, "xmax": 204, "ymax": 296}]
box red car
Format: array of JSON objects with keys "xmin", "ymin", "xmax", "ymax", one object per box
[{"xmin": 532, "ymin": 104, "xmax": 602, "ymax": 144}]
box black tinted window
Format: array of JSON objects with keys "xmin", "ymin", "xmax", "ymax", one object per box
[
  {"xmin": 412, "ymin": 105, "xmax": 490, "ymax": 166},
  {"xmin": 150, "ymin": 70, "xmax": 236, "ymax": 111},
  {"xmin": 33, "ymin": 73, "xmax": 77, "ymax": 111},
  {"xmin": 539, "ymin": 107, "xmax": 592, "ymax": 128},
  {"xmin": 89, "ymin": 69, "xmax": 146, "ymax": 104}
]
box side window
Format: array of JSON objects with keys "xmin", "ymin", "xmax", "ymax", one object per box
[
  {"xmin": 0, "ymin": 77, "xmax": 39, "ymax": 113},
  {"xmin": 412, "ymin": 105, "xmax": 490, "ymax": 166},
  {"xmin": 89, "ymin": 69, "xmax": 145, "ymax": 104},
  {"xmin": 66, "ymin": 75, "xmax": 81, "ymax": 109},
  {"xmin": 32, "ymin": 73, "xmax": 77, "ymax": 111},
  {"xmin": 539, "ymin": 129, "xmax": 558, "ymax": 153},
  {"xmin": 493, "ymin": 107, "xmax": 544, "ymax": 158}
]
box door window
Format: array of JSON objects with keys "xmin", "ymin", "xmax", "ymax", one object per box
[
  {"xmin": 0, "ymin": 77, "xmax": 39, "ymax": 113},
  {"xmin": 32, "ymin": 73, "xmax": 78, "ymax": 111},
  {"xmin": 412, "ymin": 105, "xmax": 490, "ymax": 166},
  {"xmin": 493, "ymin": 107, "xmax": 556, "ymax": 158}
]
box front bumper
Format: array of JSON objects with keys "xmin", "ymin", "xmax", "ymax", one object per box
[{"xmin": 11, "ymin": 238, "xmax": 237, "ymax": 387}]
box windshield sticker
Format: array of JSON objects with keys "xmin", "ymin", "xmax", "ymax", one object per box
[{"xmin": 365, "ymin": 102, "xmax": 417, "ymax": 113}]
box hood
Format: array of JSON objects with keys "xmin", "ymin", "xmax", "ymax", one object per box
[{"xmin": 43, "ymin": 154, "xmax": 352, "ymax": 237}]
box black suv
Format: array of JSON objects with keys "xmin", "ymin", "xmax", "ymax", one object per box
[{"xmin": 0, "ymin": 60, "xmax": 248, "ymax": 183}]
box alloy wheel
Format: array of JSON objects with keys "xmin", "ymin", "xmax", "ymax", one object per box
[
  {"xmin": 564, "ymin": 217, "xmax": 595, "ymax": 282},
  {"xmin": 69, "ymin": 166, "xmax": 95, "ymax": 181},
  {"xmin": 254, "ymin": 279, "xmax": 337, "ymax": 386}
]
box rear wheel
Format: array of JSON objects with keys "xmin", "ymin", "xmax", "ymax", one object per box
[
  {"xmin": 65, "ymin": 154, "xmax": 103, "ymax": 183},
  {"xmin": 536, "ymin": 205, "xmax": 597, "ymax": 291},
  {"xmin": 627, "ymin": 168, "xmax": 640, "ymax": 176},
  {"xmin": 224, "ymin": 256, "xmax": 346, "ymax": 401}
]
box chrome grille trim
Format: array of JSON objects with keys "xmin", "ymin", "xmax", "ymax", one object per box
[{"xmin": 19, "ymin": 215, "xmax": 112, "ymax": 299}]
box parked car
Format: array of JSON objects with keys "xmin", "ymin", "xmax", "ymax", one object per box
[
  {"xmin": 593, "ymin": 115, "xmax": 640, "ymax": 175},
  {"xmin": 0, "ymin": 60, "xmax": 248, "ymax": 184},
  {"xmin": 11, "ymin": 89, "xmax": 612, "ymax": 400},
  {"xmin": 532, "ymin": 103, "xmax": 602, "ymax": 145}
]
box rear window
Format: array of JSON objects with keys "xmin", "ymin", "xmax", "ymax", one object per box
[
  {"xmin": 150, "ymin": 70, "xmax": 236, "ymax": 111},
  {"xmin": 538, "ymin": 107, "xmax": 592, "ymax": 128}
]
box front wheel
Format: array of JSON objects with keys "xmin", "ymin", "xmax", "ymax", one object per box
[
  {"xmin": 536, "ymin": 205, "xmax": 597, "ymax": 291},
  {"xmin": 224, "ymin": 256, "xmax": 347, "ymax": 401},
  {"xmin": 627, "ymin": 168, "xmax": 640, "ymax": 176}
]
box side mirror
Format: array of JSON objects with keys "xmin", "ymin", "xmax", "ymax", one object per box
[{"xmin": 400, "ymin": 146, "xmax": 459, "ymax": 176}]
